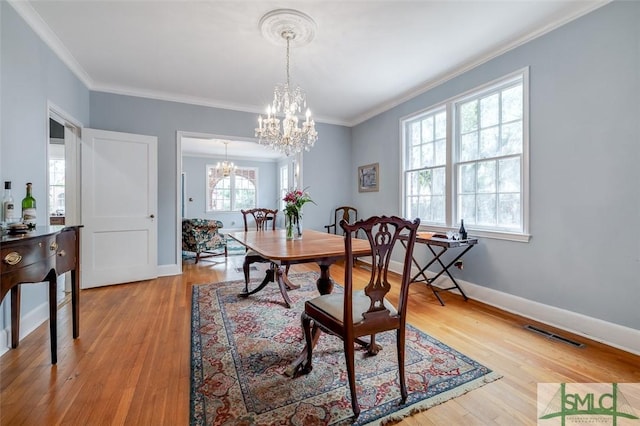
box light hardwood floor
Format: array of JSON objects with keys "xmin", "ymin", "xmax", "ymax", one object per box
[{"xmin": 1, "ymin": 254, "xmax": 639, "ymax": 425}]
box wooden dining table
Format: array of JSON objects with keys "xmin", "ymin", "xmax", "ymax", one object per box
[
  {"xmin": 227, "ymin": 229, "xmax": 370, "ymax": 308},
  {"xmin": 228, "ymin": 228, "xmax": 372, "ymax": 376}
]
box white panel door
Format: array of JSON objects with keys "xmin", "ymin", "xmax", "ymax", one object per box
[{"xmin": 81, "ymin": 128, "xmax": 158, "ymax": 288}]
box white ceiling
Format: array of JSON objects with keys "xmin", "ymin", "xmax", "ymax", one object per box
[{"xmin": 14, "ymin": 0, "xmax": 607, "ymax": 156}]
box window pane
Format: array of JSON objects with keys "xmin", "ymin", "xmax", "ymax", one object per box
[
  {"xmin": 460, "ymin": 163, "xmax": 476, "ymax": 193},
  {"xmin": 434, "ymin": 139, "xmax": 446, "ymax": 165},
  {"xmin": 498, "ymin": 193, "xmax": 521, "ymax": 229},
  {"xmin": 498, "ymin": 157, "xmax": 520, "ymax": 192},
  {"xmin": 477, "ymin": 194, "xmax": 496, "ymax": 225},
  {"xmin": 410, "ymin": 121, "xmax": 420, "ymax": 145},
  {"xmin": 431, "ymin": 195, "xmax": 445, "ymax": 223},
  {"xmin": 460, "ymin": 100, "xmax": 478, "ymax": 133},
  {"xmin": 480, "ymin": 93, "xmax": 499, "ymax": 128},
  {"xmin": 500, "ymin": 122, "xmax": 523, "ymax": 156},
  {"xmin": 211, "ymin": 181, "xmax": 231, "ymax": 211},
  {"xmin": 460, "ymin": 132, "xmax": 477, "ymax": 162},
  {"xmin": 422, "ymin": 117, "xmax": 434, "ymax": 143},
  {"xmin": 434, "ymin": 111, "xmax": 447, "ymax": 139},
  {"xmin": 479, "ymin": 127, "xmax": 499, "ymax": 159},
  {"xmin": 459, "ymin": 194, "xmax": 476, "ymax": 224},
  {"xmin": 410, "ymin": 145, "xmax": 421, "ymax": 169},
  {"xmin": 432, "ymin": 167, "xmax": 446, "ymax": 195},
  {"xmin": 477, "ymin": 160, "xmax": 496, "ymax": 193},
  {"xmin": 422, "ymin": 142, "xmax": 434, "ymax": 167},
  {"xmin": 502, "ymin": 85, "xmax": 523, "ymax": 122}
]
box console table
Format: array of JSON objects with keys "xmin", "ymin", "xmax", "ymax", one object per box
[
  {"xmin": 400, "ymin": 233, "xmax": 477, "ymax": 306},
  {"xmin": 0, "ymin": 225, "xmax": 81, "ymax": 364}
]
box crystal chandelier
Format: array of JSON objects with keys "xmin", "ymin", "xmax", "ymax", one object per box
[
  {"xmin": 255, "ymin": 11, "xmax": 318, "ymax": 157},
  {"xmin": 216, "ymin": 141, "xmax": 236, "ymax": 177}
]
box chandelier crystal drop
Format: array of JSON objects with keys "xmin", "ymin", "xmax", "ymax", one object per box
[
  {"xmin": 216, "ymin": 141, "xmax": 236, "ymax": 177},
  {"xmin": 255, "ymin": 28, "xmax": 318, "ymax": 156}
]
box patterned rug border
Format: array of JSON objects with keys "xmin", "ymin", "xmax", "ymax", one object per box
[{"xmin": 190, "ymin": 272, "xmax": 501, "ymax": 425}]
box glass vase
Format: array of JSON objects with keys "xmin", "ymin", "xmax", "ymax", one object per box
[{"xmin": 286, "ymin": 213, "xmax": 302, "ymax": 240}]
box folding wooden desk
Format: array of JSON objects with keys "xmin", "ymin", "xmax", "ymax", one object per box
[{"xmin": 400, "ymin": 233, "xmax": 477, "ymax": 306}]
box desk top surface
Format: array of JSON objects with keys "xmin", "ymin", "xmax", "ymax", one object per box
[
  {"xmin": 1, "ymin": 225, "xmax": 81, "ymax": 244},
  {"xmin": 400, "ymin": 232, "xmax": 478, "ymax": 248},
  {"xmin": 228, "ymin": 229, "xmax": 370, "ymax": 262}
]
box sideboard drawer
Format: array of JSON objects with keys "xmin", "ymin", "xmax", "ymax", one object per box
[
  {"xmin": 1, "ymin": 235, "xmax": 58, "ymax": 274},
  {"xmin": 55, "ymin": 229, "xmax": 77, "ymax": 274}
]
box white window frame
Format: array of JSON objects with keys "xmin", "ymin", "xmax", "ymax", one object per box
[
  {"xmin": 205, "ymin": 165, "xmax": 258, "ymax": 212},
  {"xmin": 279, "ymin": 164, "xmax": 289, "ymax": 212},
  {"xmin": 401, "ymin": 68, "xmax": 530, "ymax": 242}
]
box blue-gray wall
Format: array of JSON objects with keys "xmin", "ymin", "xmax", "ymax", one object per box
[
  {"xmin": 1, "ymin": 2, "xmax": 90, "ymax": 338},
  {"xmin": 351, "ymin": 1, "xmax": 640, "ymax": 330}
]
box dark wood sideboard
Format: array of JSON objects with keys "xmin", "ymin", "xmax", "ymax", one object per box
[{"xmin": 0, "ymin": 225, "xmax": 82, "ymax": 364}]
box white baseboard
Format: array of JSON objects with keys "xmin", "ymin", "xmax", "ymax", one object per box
[
  {"xmin": 157, "ymin": 263, "xmax": 181, "ymax": 277},
  {"xmin": 387, "ymin": 259, "xmax": 640, "ymax": 356},
  {"xmin": 0, "ymin": 300, "xmax": 50, "ymax": 356}
]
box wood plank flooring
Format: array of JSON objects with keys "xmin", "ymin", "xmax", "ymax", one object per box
[{"xmin": 1, "ymin": 255, "xmax": 639, "ymax": 425}]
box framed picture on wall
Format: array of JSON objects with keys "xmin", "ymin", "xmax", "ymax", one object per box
[{"xmin": 358, "ymin": 163, "xmax": 379, "ymax": 192}]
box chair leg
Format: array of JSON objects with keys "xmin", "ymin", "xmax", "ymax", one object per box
[
  {"xmin": 397, "ymin": 328, "xmax": 408, "ymax": 403},
  {"xmin": 195, "ymin": 252, "xmax": 200, "ymax": 264},
  {"xmin": 301, "ymin": 313, "xmax": 314, "ymax": 374},
  {"xmin": 243, "ymin": 260, "xmax": 251, "ymax": 293},
  {"xmin": 344, "ymin": 338, "xmax": 360, "ymax": 419}
]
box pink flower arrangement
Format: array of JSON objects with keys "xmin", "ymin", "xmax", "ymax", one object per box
[{"xmin": 283, "ymin": 188, "xmax": 315, "ymax": 218}]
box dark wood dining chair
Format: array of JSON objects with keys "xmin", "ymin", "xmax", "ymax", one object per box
[
  {"xmin": 324, "ymin": 206, "xmax": 358, "ymax": 235},
  {"xmin": 240, "ymin": 208, "xmax": 278, "ymax": 288},
  {"xmin": 300, "ymin": 215, "xmax": 420, "ymax": 419}
]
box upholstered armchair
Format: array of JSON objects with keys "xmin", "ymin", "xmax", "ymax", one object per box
[{"xmin": 182, "ymin": 218, "xmax": 227, "ymax": 263}]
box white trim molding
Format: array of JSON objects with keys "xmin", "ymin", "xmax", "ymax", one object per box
[{"xmin": 387, "ymin": 260, "xmax": 640, "ymax": 356}]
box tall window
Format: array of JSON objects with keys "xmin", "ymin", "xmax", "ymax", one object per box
[
  {"xmin": 404, "ymin": 108, "xmax": 447, "ymax": 225},
  {"xmin": 206, "ymin": 166, "xmax": 257, "ymax": 212},
  {"xmin": 456, "ymin": 79, "xmax": 523, "ymax": 232},
  {"xmin": 48, "ymin": 158, "xmax": 65, "ymax": 216},
  {"xmin": 279, "ymin": 165, "xmax": 288, "ymax": 211},
  {"xmin": 402, "ymin": 69, "xmax": 529, "ymax": 240}
]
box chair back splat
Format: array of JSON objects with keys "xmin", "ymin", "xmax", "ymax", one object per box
[
  {"xmin": 324, "ymin": 206, "xmax": 358, "ymax": 234},
  {"xmin": 241, "ymin": 208, "xmax": 277, "ymax": 231},
  {"xmin": 300, "ymin": 215, "xmax": 420, "ymax": 420}
]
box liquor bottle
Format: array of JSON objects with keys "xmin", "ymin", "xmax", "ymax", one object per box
[
  {"xmin": 21, "ymin": 182, "xmax": 37, "ymax": 228},
  {"xmin": 459, "ymin": 219, "xmax": 467, "ymax": 240},
  {"xmin": 2, "ymin": 181, "xmax": 17, "ymax": 224}
]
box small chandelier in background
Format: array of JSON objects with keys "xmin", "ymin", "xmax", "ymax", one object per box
[
  {"xmin": 216, "ymin": 141, "xmax": 236, "ymax": 177},
  {"xmin": 255, "ymin": 9, "xmax": 318, "ymax": 157}
]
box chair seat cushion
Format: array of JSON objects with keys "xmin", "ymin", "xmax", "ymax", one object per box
[{"xmin": 307, "ymin": 290, "xmax": 397, "ymax": 324}]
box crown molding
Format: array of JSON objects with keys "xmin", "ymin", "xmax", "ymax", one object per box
[
  {"xmin": 90, "ymin": 84, "xmax": 350, "ymax": 127},
  {"xmin": 8, "ymin": 0, "xmax": 93, "ymax": 88},
  {"xmin": 9, "ymin": 0, "xmax": 609, "ymax": 129},
  {"xmin": 347, "ymin": 0, "xmax": 611, "ymax": 126}
]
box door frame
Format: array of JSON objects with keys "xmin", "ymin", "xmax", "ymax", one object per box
[{"xmin": 47, "ymin": 102, "xmax": 82, "ymax": 295}]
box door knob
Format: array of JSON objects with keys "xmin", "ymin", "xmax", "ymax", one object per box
[{"xmin": 149, "ymin": 214, "xmax": 155, "ymax": 218}]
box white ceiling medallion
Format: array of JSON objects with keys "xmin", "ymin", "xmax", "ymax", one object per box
[{"xmin": 259, "ymin": 9, "xmax": 317, "ymax": 48}]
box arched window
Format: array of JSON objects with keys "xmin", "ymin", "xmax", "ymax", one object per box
[{"xmin": 206, "ymin": 166, "xmax": 257, "ymax": 212}]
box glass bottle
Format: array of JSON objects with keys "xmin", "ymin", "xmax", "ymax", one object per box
[
  {"xmin": 459, "ymin": 219, "xmax": 467, "ymax": 240},
  {"xmin": 2, "ymin": 181, "xmax": 17, "ymax": 225},
  {"xmin": 22, "ymin": 182, "xmax": 37, "ymax": 228}
]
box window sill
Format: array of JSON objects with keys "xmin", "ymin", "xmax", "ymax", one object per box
[{"xmin": 420, "ymin": 226, "xmax": 531, "ymax": 243}]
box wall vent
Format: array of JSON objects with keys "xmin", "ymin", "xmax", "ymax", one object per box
[{"xmin": 524, "ymin": 325, "xmax": 585, "ymax": 348}]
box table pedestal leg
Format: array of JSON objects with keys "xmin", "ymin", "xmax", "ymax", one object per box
[{"xmin": 238, "ymin": 264, "xmax": 298, "ymax": 308}]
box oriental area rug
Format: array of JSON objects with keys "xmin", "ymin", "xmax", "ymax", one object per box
[{"xmin": 190, "ymin": 272, "xmax": 500, "ymax": 425}]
